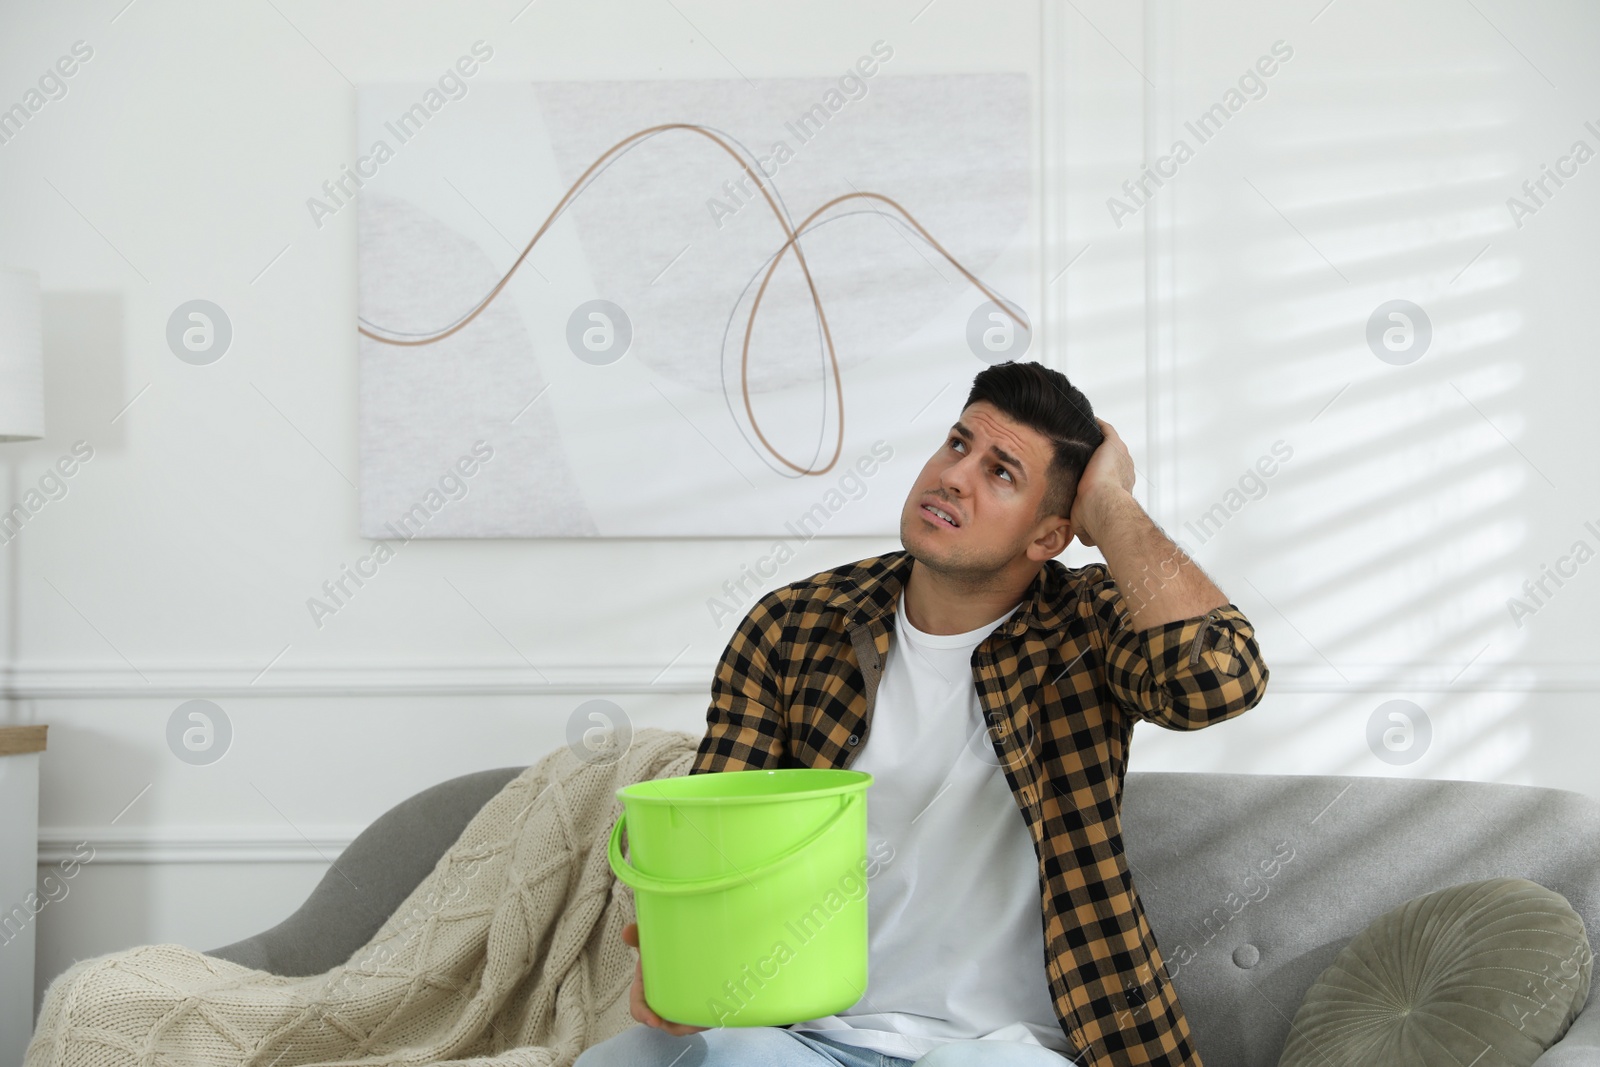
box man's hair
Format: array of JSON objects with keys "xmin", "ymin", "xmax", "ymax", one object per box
[{"xmin": 963, "ymin": 360, "xmax": 1104, "ymax": 521}]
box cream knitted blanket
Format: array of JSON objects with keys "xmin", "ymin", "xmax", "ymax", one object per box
[{"xmin": 25, "ymin": 727, "xmax": 701, "ymax": 1067}]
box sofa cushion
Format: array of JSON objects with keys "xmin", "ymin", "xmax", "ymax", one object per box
[{"xmin": 1278, "ymin": 877, "xmax": 1593, "ymax": 1067}]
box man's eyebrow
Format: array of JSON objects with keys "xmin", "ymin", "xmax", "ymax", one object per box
[{"xmin": 951, "ymin": 421, "xmax": 1027, "ymax": 480}]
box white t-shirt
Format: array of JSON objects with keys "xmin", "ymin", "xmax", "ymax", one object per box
[{"xmin": 787, "ymin": 589, "xmax": 1073, "ymax": 1059}]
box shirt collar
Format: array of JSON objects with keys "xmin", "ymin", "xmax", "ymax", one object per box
[{"xmin": 822, "ymin": 548, "xmax": 1073, "ymax": 638}]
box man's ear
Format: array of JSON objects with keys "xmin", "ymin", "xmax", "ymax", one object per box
[{"xmin": 1029, "ymin": 515, "xmax": 1074, "ymax": 560}]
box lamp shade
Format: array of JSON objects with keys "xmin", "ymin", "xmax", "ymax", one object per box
[{"xmin": 0, "ymin": 266, "xmax": 44, "ymax": 442}]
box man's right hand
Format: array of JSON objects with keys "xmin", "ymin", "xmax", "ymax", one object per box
[{"xmin": 624, "ymin": 921, "xmax": 710, "ymax": 1036}]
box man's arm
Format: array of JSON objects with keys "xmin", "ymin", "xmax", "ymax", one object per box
[
  {"xmin": 1070, "ymin": 423, "xmax": 1270, "ymax": 729},
  {"xmin": 689, "ymin": 587, "xmax": 789, "ymax": 774},
  {"xmin": 1079, "ymin": 557, "xmax": 1270, "ymax": 730},
  {"xmin": 1079, "ymin": 486, "xmax": 1224, "ymax": 630}
]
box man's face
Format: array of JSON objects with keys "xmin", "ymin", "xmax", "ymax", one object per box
[{"xmin": 899, "ymin": 400, "xmax": 1074, "ymax": 574}]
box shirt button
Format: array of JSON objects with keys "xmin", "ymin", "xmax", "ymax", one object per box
[{"xmin": 847, "ymin": 734, "xmax": 860, "ymax": 745}]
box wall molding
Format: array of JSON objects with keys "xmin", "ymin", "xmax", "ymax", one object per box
[
  {"xmin": 38, "ymin": 825, "xmax": 369, "ymax": 865},
  {"xmin": 0, "ymin": 661, "xmax": 712, "ymax": 698},
  {"xmin": 1038, "ymin": 0, "xmax": 1067, "ymax": 372},
  {"xmin": 6, "ymin": 658, "xmax": 1600, "ymax": 698},
  {"xmin": 1144, "ymin": 0, "xmax": 1182, "ymax": 529}
]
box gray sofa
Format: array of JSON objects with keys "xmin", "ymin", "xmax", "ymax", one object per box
[{"xmin": 207, "ymin": 769, "xmax": 1600, "ymax": 1065}]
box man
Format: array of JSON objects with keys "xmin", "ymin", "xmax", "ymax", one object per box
[{"xmin": 578, "ymin": 360, "xmax": 1270, "ymax": 1067}]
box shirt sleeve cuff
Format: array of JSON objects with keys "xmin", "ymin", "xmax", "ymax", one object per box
[{"xmin": 1100, "ymin": 595, "xmax": 1270, "ymax": 727}]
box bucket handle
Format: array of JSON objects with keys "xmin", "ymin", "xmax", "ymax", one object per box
[{"xmin": 608, "ymin": 791, "xmax": 860, "ymax": 897}]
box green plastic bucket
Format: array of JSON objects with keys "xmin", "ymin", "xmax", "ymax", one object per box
[{"xmin": 608, "ymin": 767, "xmax": 873, "ymax": 1028}]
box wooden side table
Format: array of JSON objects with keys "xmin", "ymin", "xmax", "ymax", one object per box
[{"xmin": 0, "ymin": 725, "xmax": 47, "ymax": 1067}]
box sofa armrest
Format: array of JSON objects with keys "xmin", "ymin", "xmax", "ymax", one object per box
[{"xmin": 1532, "ymin": 998, "xmax": 1600, "ymax": 1067}]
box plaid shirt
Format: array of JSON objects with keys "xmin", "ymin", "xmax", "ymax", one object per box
[{"xmin": 689, "ymin": 548, "xmax": 1271, "ymax": 1067}]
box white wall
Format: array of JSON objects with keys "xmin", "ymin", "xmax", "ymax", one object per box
[{"xmin": 1, "ymin": 0, "xmax": 1596, "ymax": 1030}]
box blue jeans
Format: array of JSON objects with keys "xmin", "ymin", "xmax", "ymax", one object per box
[{"xmin": 573, "ymin": 1025, "xmax": 1081, "ymax": 1066}]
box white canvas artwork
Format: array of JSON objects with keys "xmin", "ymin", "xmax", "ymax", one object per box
[{"xmin": 355, "ymin": 65, "xmax": 1032, "ymax": 538}]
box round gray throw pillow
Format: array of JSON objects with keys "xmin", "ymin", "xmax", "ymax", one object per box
[{"xmin": 1279, "ymin": 877, "xmax": 1593, "ymax": 1067}]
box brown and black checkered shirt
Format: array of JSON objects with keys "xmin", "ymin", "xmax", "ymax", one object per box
[{"xmin": 689, "ymin": 548, "xmax": 1271, "ymax": 1067}]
